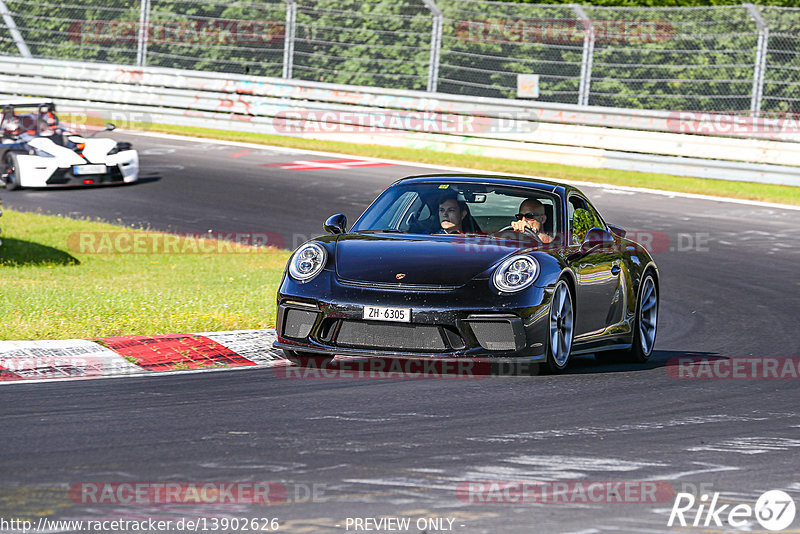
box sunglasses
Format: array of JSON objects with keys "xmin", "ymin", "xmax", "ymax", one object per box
[{"xmin": 515, "ymin": 212, "xmax": 544, "ymax": 220}]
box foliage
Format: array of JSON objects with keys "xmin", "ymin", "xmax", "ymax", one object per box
[
  {"xmin": 570, "ymin": 208, "xmax": 596, "ymax": 243},
  {"xmin": 1, "ymin": 0, "xmax": 797, "ymax": 113}
]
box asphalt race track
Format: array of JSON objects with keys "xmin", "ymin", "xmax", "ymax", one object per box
[{"xmin": 2, "ymin": 132, "xmax": 800, "ymax": 533}]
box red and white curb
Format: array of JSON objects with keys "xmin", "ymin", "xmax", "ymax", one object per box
[{"xmin": 0, "ymin": 329, "xmax": 286, "ymax": 383}]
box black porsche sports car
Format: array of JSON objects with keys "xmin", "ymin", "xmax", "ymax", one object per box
[{"xmin": 273, "ymin": 174, "xmax": 659, "ymax": 373}]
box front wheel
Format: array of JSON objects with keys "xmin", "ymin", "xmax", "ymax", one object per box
[
  {"xmin": 545, "ymin": 279, "xmax": 574, "ymax": 373},
  {"xmin": 2, "ymin": 152, "xmax": 21, "ymax": 190}
]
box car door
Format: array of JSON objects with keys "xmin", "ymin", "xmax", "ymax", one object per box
[{"xmin": 566, "ymin": 194, "xmax": 625, "ymax": 338}]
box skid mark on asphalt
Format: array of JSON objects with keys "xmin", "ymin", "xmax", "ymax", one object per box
[
  {"xmin": 307, "ymin": 412, "xmax": 447, "ymax": 424},
  {"xmin": 467, "ymin": 414, "xmax": 787, "ymax": 443},
  {"xmin": 337, "ymin": 455, "xmax": 670, "ymax": 507},
  {"xmin": 686, "ymin": 436, "xmax": 800, "ymax": 454}
]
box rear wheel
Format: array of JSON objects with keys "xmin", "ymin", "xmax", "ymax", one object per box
[
  {"xmin": 545, "ymin": 279, "xmax": 574, "ymax": 373},
  {"xmin": 630, "ymin": 273, "xmax": 658, "ymax": 362},
  {"xmin": 2, "ymin": 152, "xmax": 21, "ymax": 190},
  {"xmin": 596, "ymin": 272, "xmax": 658, "ymax": 364},
  {"xmin": 283, "ymin": 349, "xmax": 334, "ymax": 368}
]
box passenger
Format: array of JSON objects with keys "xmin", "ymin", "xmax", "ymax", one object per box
[
  {"xmin": 510, "ymin": 198, "xmax": 554, "ymax": 244},
  {"xmin": 438, "ymin": 196, "xmax": 468, "ymax": 235},
  {"xmin": 39, "ymin": 111, "xmax": 59, "ymax": 136}
]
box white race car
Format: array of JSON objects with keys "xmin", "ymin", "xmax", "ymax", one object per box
[{"xmin": 1, "ymin": 102, "xmax": 139, "ymax": 190}]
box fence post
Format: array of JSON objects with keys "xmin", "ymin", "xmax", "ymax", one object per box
[
  {"xmin": 744, "ymin": 3, "xmax": 768, "ymax": 117},
  {"xmin": 572, "ymin": 4, "xmax": 594, "ymax": 107},
  {"xmin": 422, "ymin": 0, "xmax": 442, "ymax": 93},
  {"xmin": 0, "ymin": 0, "xmax": 31, "ymax": 58},
  {"xmin": 136, "ymin": 0, "xmax": 150, "ymax": 67},
  {"xmin": 283, "ymin": 0, "xmax": 297, "ymax": 79}
]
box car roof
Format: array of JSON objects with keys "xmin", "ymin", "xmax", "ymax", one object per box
[{"xmin": 391, "ymin": 173, "xmax": 584, "ymax": 197}]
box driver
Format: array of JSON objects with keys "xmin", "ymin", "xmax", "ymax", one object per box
[
  {"xmin": 510, "ymin": 198, "xmax": 554, "ymax": 244},
  {"xmin": 39, "ymin": 110, "xmax": 59, "ymax": 136}
]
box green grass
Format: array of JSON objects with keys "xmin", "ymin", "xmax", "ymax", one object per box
[
  {"xmin": 0, "ymin": 209, "xmax": 290, "ymax": 340},
  {"xmin": 132, "ymin": 121, "xmax": 800, "ymax": 206}
]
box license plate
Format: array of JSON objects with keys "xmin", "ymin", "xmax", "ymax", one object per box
[
  {"xmin": 363, "ymin": 305, "xmax": 411, "ymax": 323},
  {"xmin": 73, "ymin": 164, "xmax": 107, "ymax": 175}
]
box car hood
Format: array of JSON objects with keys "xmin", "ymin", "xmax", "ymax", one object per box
[{"xmin": 334, "ymin": 233, "xmax": 525, "ymax": 287}]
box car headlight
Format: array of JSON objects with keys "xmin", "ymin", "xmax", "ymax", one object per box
[
  {"xmin": 108, "ymin": 141, "xmax": 132, "ymax": 155},
  {"xmin": 288, "ymin": 242, "xmax": 327, "ymax": 281},
  {"xmin": 493, "ymin": 255, "xmax": 539, "ymax": 293}
]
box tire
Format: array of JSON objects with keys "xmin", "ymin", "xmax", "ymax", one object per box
[
  {"xmin": 283, "ymin": 349, "xmax": 334, "ymax": 368},
  {"xmin": 596, "ymin": 272, "xmax": 658, "ymax": 364},
  {"xmin": 544, "ymin": 279, "xmax": 575, "ymax": 373},
  {"xmin": 3, "ymin": 152, "xmax": 21, "ymax": 190}
]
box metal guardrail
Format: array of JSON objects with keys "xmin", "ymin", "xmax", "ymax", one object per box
[{"xmin": 1, "ymin": 57, "xmax": 798, "ymax": 187}]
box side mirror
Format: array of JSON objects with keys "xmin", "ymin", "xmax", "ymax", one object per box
[
  {"xmin": 608, "ymin": 224, "xmax": 626, "ymax": 238},
  {"xmin": 581, "ymin": 227, "xmax": 615, "ymax": 252},
  {"xmin": 324, "ymin": 213, "xmax": 347, "ymax": 235},
  {"xmin": 86, "ymin": 123, "xmax": 116, "ymax": 138}
]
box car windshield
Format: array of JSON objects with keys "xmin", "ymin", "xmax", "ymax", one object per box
[{"xmin": 351, "ymin": 181, "xmax": 560, "ymax": 239}]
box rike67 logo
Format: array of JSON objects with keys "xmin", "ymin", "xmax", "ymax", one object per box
[{"xmin": 668, "ymin": 490, "xmax": 796, "ymax": 531}]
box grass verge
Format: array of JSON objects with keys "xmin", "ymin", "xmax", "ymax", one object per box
[
  {"xmin": 0, "ymin": 208, "xmax": 290, "ymax": 340},
  {"xmin": 130, "ymin": 121, "xmax": 800, "ymax": 206}
]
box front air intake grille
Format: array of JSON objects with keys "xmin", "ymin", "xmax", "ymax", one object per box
[
  {"xmin": 335, "ymin": 321, "xmax": 446, "ymax": 351},
  {"xmin": 469, "ymin": 321, "xmax": 517, "ymax": 351},
  {"xmin": 282, "ymin": 309, "xmax": 318, "ymax": 339}
]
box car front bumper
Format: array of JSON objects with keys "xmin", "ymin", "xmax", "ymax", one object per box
[
  {"xmin": 274, "ymin": 271, "xmax": 552, "ymax": 362},
  {"xmin": 16, "ymin": 150, "xmax": 139, "ymax": 187}
]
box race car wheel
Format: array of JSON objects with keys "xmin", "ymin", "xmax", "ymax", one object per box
[
  {"xmin": 2, "ymin": 153, "xmax": 21, "ymax": 191},
  {"xmin": 629, "ymin": 272, "xmax": 658, "ymax": 362},
  {"xmin": 283, "ymin": 349, "xmax": 334, "ymax": 369},
  {"xmin": 596, "ymin": 271, "xmax": 658, "ymax": 364},
  {"xmin": 545, "ymin": 279, "xmax": 574, "ymax": 373}
]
